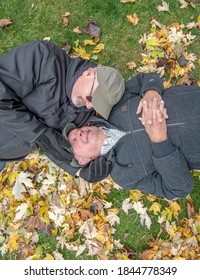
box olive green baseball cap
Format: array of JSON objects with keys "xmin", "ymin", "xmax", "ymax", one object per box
[{"xmin": 92, "ymin": 66, "xmax": 125, "ymax": 119}]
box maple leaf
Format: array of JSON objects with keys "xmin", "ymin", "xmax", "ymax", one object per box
[
  {"xmin": 84, "ymin": 39, "xmax": 96, "ymax": 46},
  {"xmin": 127, "ymin": 61, "xmax": 137, "ymax": 70},
  {"xmin": 157, "ymin": 1, "xmax": 170, "ymax": 12},
  {"xmin": 12, "ymin": 172, "xmax": 34, "ymax": 199},
  {"xmin": 6, "ymin": 233, "xmax": 21, "ymax": 252},
  {"xmin": 93, "ymin": 43, "xmax": 105, "ymax": 54},
  {"xmin": 126, "ymin": 13, "xmax": 139, "ymax": 26},
  {"xmin": 179, "ymin": 0, "xmax": 189, "ymax": 8},
  {"xmin": 73, "ymin": 26, "xmax": 82, "ymax": 34},
  {"xmin": 14, "ymin": 203, "xmax": 29, "ymax": 222},
  {"xmin": 61, "ymin": 42, "xmax": 71, "ymax": 54},
  {"xmin": 84, "ymin": 21, "xmax": 101, "ymax": 43},
  {"xmin": 62, "ymin": 17, "xmax": 69, "ymax": 28},
  {"xmin": 149, "ymin": 202, "xmax": 161, "ymax": 215},
  {"xmin": 122, "ymin": 198, "xmax": 134, "ymax": 214},
  {"xmin": 0, "ymin": 18, "xmax": 14, "ymax": 29}
]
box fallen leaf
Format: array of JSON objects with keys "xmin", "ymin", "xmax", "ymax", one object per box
[
  {"xmin": 157, "ymin": 1, "xmax": 170, "ymax": 12},
  {"xmin": 73, "ymin": 26, "xmax": 82, "ymax": 34},
  {"xmin": 177, "ymin": 54, "xmax": 189, "ymax": 67},
  {"xmin": 61, "ymin": 42, "xmax": 71, "ymax": 54},
  {"xmin": 84, "ymin": 39, "xmax": 96, "ymax": 46},
  {"xmin": 62, "ymin": 17, "xmax": 69, "ymax": 28},
  {"xmin": 121, "ymin": 0, "xmax": 137, "ymax": 2},
  {"xmin": 0, "ymin": 18, "xmax": 14, "ymax": 29},
  {"xmin": 84, "ymin": 21, "xmax": 101, "ymax": 42},
  {"xmin": 93, "ymin": 43, "xmax": 104, "ymax": 54},
  {"xmin": 187, "ymin": 199, "xmax": 195, "ymax": 218},
  {"xmin": 126, "ymin": 13, "xmax": 139, "ymax": 26},
  {"xmin": 127, "ymin": 61, "xmax": 137, "ymax": 70}
]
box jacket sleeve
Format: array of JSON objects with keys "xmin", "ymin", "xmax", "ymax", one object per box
[
  {"xmin": 125, "ymin": 72, "xmax": 164, "ymax": 97},
  {"xmin": 132, "ymin": 139, "xmax": 194, "ymax": 200},
  {"xmin": 0, "ymin": 41, "xmax": 59, "ymax": 142}
]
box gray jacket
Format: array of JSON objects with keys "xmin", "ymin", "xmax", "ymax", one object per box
[{"xmin": 89, "ymin": 83, "xmax": 200, "ymax": 200}]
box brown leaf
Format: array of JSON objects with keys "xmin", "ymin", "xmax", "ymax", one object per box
[
  {"xmin": 156, "ymin": 57, "xmax": 168, "ymax": 67},
  {"xmin": 61, "ymin": 42, "xmax": 71, "ymax": 54},
  {"xmin": 177, "ymin": 54, "xmax": 189, "ymax": 67},
  {"xmin": 186, "ymin": 199, "xmax": 195, "ymax": 218},
  {"xmin": 0, "ymin": 18, "xmax": 14, "ymax": 29},
  {"xmin": 178, "ymin": 74, "xmax": 198, "ymax": 86},
  {"xmin": 140, "ymin": 249, "xmax": 157, "ymax": 260},
  {"xmin": 84, "ymin": 21, "xmax": 101, "ymax": 42},
  {"xmin": 62, "ymin": 17, "xmax": 69, "ymax": 28},
  {"xmin": 124, "ymin": 245, "xmax": 137, "ymax": 259}
]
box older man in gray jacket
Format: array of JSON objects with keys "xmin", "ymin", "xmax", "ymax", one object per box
[{"xmin": 65, "ymin": 80, "xmax": 200, "ymax": 200}]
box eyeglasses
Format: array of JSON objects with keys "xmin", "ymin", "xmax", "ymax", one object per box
[{"xmin": 86, "ymin": 74, "xmax": 96, "ymax": 103}]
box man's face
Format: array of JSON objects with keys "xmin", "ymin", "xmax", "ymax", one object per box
[
  {"xmin": 71, "ymin": 68, "xmax": 98, "ymax": 109},
  {"xmin": 68, "ymin": 126, "xmax": 106, "ymax": 165}
]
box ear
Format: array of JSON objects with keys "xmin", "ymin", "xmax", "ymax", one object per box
[{"xmin": 82, "ymin": 68, "xmax": 95, "ymax": 77}]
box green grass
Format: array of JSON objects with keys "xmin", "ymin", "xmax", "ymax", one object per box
[{"xmin": 0, "ymin": 0, "xmax": 200, "ymax": 260}]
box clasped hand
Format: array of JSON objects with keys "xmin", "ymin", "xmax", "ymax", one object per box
[{"xmin": 138, "ymin": 96, "xmax": 168, "ymax": 143}]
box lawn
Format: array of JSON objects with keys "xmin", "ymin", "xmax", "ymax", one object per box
[{"xmin": 0, "ymin": 0, "xmax": 200, "ymax": 260}]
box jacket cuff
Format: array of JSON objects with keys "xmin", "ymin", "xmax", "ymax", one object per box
[
  {"xmin": 151, "ymin": 139, "xmax": 175, "ymax": 158},
  {"xmin": 141, "ymin": 73, "xmax": 164, "ymax": 96}
]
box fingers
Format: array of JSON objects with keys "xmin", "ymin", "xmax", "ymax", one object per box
[{"xmin": 139, "ymin": 98, "xmax": 168, "ymax": 125}]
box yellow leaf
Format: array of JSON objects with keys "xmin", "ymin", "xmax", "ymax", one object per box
[
  {"xmin": 126, "ymin": 13, "xmax": 139, "ymax": 26},
  {"xmin": 6, "ymin": 233, "xmax": 21, "ymax": 252},
  {"xmin": 121, "ymin": 0, "xmax": 137, "ymax": 3},
  {"xmin": 93, "ymin": 43, "xmax": 105, "ymax": 54},
  {"xmin": 43, "ymin": 253, "xmax": 54, "ymax": 260},
  {"xmin": 169, "ymin": 201, "xmax": 181, "ymax": 220},
  {"xmin": 3, "ymin": 188, "xmax": 13, "ymax": 199},
  {"xmin": 8, "ymin": 171, "xmax": 19, "ymax": 185},
  {"xmin": 84, "ymin": 39, "xmax": 96, "ymax": 46},
  {"xmin": 129, "ymin": 190, "xmax": 143, "ymax": 201},
  {"xmin": 40, "ymin": 214, "xmax": 50, "ymax": 225},
  {"xmin": 149, "ymin": 202, "xmax": 161, "ymax": 215},
  {"xmin": 73, "ymin": 46, "xmax": 91, "ymax": 59}
]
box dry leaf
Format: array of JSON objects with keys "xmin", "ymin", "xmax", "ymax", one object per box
[
  {"xmin": 0, "ymin": 18, "xmax": 14, "ymax": 29},
  {"xmin": 121, "ymin": 0, "xmax": 137, "ymax": 2},
  {"xmin": 62, "ymin": 17, "xmax": 69, "ymax": 28},
  {"xmin": 93, "ymin": 43, "xmax": 104, "ymax": 54},
  {"xmin": 63, "ymin": 11, "xmax": 70, "ymax": 17},
  {"xmin": 73, "ymin": 26, "xmax": 82, "ymax": 34},
  {"xmin": 84, "ymin": 21, "xmax": 101, "ymax": 42},
  {"xmin": 187, "ymin": 199, "xmax": 195, "ymax": 218},
  {"xmin": 157, "ymin": 1, "xmax": 170, "ymax": 12},
  {"xmin": 127, "ymin": 61, "xmax": 137, "ymax": 70},
  {"xmin": 126, "ymin": 13, "xmax": 139, "ymax": 26},
  {"xmin": 61, "ymin": 42, "xmax": 71, "ymax": 54}
]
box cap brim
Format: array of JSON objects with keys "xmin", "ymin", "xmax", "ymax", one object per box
[{"xmin": 92, "ymin": 86, "xmax": 111, "ymax": 120}]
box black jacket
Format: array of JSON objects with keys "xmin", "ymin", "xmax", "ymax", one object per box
[{"xmin": 0, "ymin": 40, "xmax": 96, "ymax": 161}]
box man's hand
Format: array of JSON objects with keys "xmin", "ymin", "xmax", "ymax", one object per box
[
  {"xmin": 139, "ymin": 98, "xmax": 168, "ymax": 143},
  {"xmin": 136, "ymin": 90, "xmax": 168, "ymax": 125},
  {"xmin": 36, "ymin": 128, "xmax": 73, "ymax": 165},
  {"xmin": 79, "ymin": 156, "xmax": 112, "ymax": 183}
]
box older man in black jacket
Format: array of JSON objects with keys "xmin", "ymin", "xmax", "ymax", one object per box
[{"xmin": 0, "ymin": 41, "xmax": 164, "ymax": 181}]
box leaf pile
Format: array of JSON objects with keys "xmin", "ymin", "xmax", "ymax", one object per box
[
  {"xmin": 0, "ymin": 153, "xmax": 200, "ymax": 259},
  {"xmin": 136, "ymin": 18, "xmax": 199, "ymax": 86}
]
